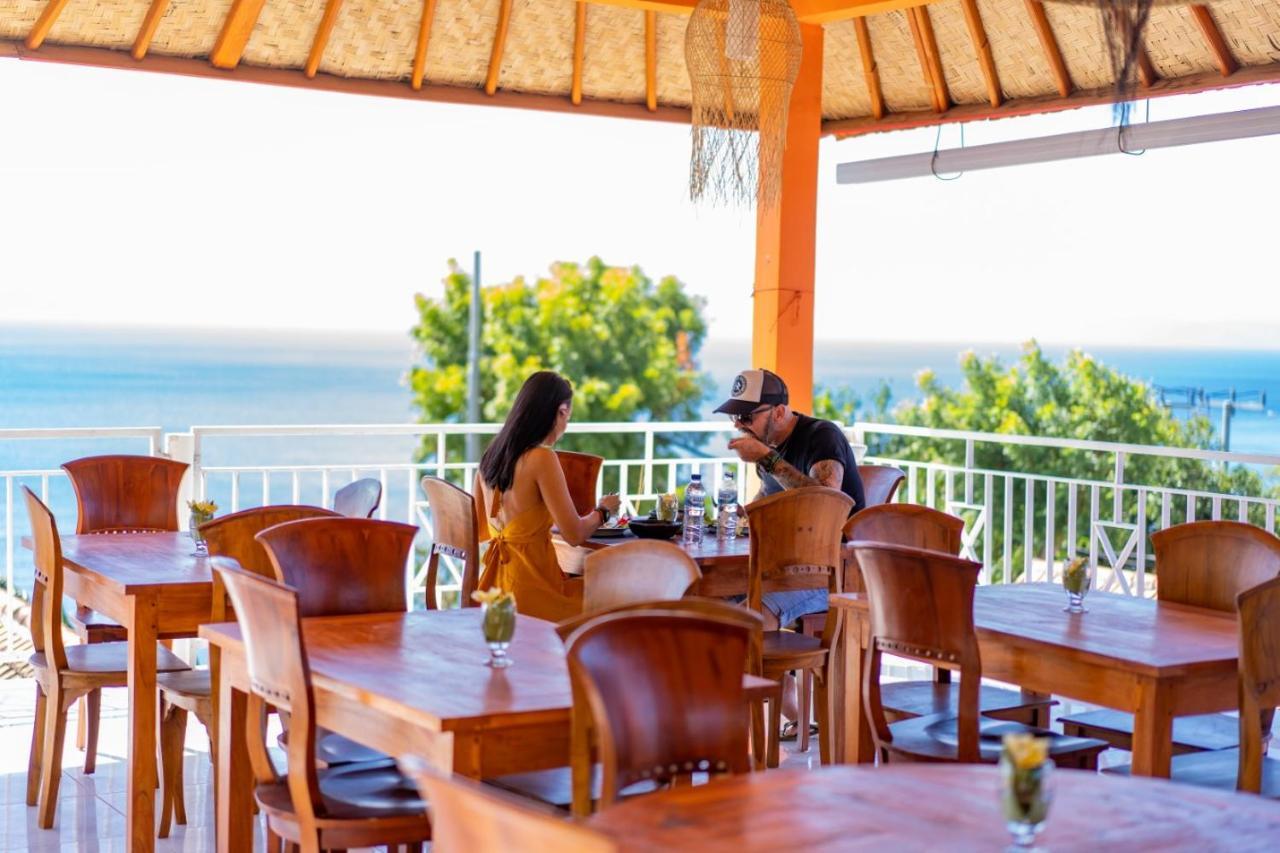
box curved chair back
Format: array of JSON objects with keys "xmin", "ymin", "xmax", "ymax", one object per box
[
  {"xmin": 256, "ymin": 517, "xmax": 417, "ymax": 617},
  {"xmin": 582, "ymin": 540, "xmax": 701, "ymax": 613},
  {"xmin": 22, "ymin": 487, "xmax": 69, "ymax": 670},
  {"xmin": 1237, "ymin": 576, "xmax": 1280, "ymax": 793},
  {"xmin": 842, "ymin": 504, "xmax": 964, "ymax": 593},
  {"xmin": 743, "ymin": 486, "xmax": 853, "ymax": 615},
  {"xmin": 62, "ymin": 454, "xmax": 188, "ymax": 534},
  {"xmin": 333, "ymin": 478, "xmax": 382, "ymax": 519},
  {"xmin": 1152, "ymin": 521, "xmax": 1280, "ymax": 612},
  {"xmin": 421, "ymin": 476, "xmax": 481, "ymax": 608},
  {"xmin": 403, "ymin": 758, "xmax": 617, "ymax": 853},
  {"xmin": 857, "ymin": 465, "xmax": 906, "ymax": 507},
  {"xmin": 201, "ymin": 505, "xmax": 341, "ymax": 577},
  {"xmin": 563, "ymin": 609, "xmax": 752, "ymax": 808},
  {"xmin": 556, "ymin": 450, "xmax": 604, "ymax": 515},
  {"xmin": 851, "ymin": 540, "xmax": 983, "ymax": 762}
]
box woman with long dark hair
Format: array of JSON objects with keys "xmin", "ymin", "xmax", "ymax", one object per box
[{"xmin": 475, "ymin": 371, "xmax": 620, "ymax": 620}]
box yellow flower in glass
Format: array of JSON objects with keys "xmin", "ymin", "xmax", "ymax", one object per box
[
  {"xmin": 472, "ymin": 589, "xmax": 517, "ymax": 668},
  {"xmin": 1061, "ymin": 557, "xmax": 1094, "ymax": 614},
  {"xmin": 1000, "ymin": 733, "xmax": 1054, "ymax": 849},
  {"xmin": 186, "ymin": 500, "xmax": 218, "ymax": 557}
]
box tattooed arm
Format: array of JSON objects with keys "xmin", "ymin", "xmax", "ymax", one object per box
[{"xmin": 768, "ymin": 457, "xmax": 844, "ymax": 490}]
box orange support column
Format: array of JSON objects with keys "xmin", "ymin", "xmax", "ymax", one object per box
[{"xmin": 752, "ymin": 22, "xmax": 823, "ymax": 414}]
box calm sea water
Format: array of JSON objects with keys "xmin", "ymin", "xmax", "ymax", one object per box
[{"xmin": 2, "ymin": 324, "xmax": 1277, "ymax": 593}]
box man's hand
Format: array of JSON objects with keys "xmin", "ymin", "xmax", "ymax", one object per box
[{"xmin": 728, "ymin": 435, "xmax": 772, "ymax": 463}]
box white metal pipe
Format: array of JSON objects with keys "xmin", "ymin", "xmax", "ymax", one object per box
[{"xmin": 836, "ymin": 105, "xmax": 1280, "ymax": 184}]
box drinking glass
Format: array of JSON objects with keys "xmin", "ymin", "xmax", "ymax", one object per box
[
  {"xmin": 1061, "ymin": 558, "xmax": 1093, "ymax": 614},
  {"xmin": 1000, "ymin": 755, "xmax": 1054, "ymax": 850},
  {"xmin": 189, "ymin": 512, "xmax": 212, "ymax": 557},
  {"xmin": 481, "ymin": 598, "xmax": 517, "ymax": 668}
]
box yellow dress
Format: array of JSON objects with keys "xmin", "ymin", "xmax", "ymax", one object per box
[{"xmin": 477, "ymin": 490, "xmax": 582, "ymax": 622}]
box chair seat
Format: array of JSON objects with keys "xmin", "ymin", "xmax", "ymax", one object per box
[
  {"xmin": 278, "ymin": 728, "xmax": 392, "ymax": 766},
  {"xmin": 882, "ymin": 681, "xmax": 1056, "ymax": 722},
  {"xmin": 885, "ymin": 713, "xmax": 1108, "ymax": 768},
  {"xmin": 69, "ymin": 606, "xmax": 128, "ymax": 642},
  {"xmin": 31, "ymin": 642, "xmax": 190, "ymax": 676},
  {"xmin": 1104, "ymin": 748, "xmax": 1280, "ymax": 797},
  {"xmin": 486, "ymin": 767, "xmax": 660, "ymax": 809},
  {"xmin": 255, "ymin": 759, "xmax": 426, "ymax": 821},
  {"xmin": 1059, "ymin": 709, "xmax": 1241, "ymax": 754},
  {"xmin": 762, "ymin": 630, "xmax": 825, "ymax": 666},
  {"xmin": 157, "ymin": 669, "xmax": 212, "ymax": 698}
]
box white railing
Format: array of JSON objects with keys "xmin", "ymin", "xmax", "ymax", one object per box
[{"xmin": 852, "ymin": 423, "xmax": 1280, "ymax": 596}]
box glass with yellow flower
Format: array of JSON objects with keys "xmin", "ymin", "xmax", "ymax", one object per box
[
  {"xmin": 1061, "ymin": 556, "xmax": 1093, "ymax": 614},
  {"xmin": 187, "ymin": 499, "xmax": 218, "ymax": 557},
  {"xmin": 999, "ymin": 733, "xmax": 1054, "ymax": 849},
  {"xmin": 472, "ymin": 588, "xmax": 517, "ymax": 668}
]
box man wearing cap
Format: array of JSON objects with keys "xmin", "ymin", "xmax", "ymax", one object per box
[{"xmin": 717, "ymin": 368, "xmax": 865, "ymax": 737}]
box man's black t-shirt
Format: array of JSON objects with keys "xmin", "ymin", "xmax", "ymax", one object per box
[{"xmin": 758, "ymin": 413, "xmax": 865, "ymax": 512}]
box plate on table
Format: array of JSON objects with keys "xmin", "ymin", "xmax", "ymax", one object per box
[{"xmin": 593, "ymin": 525, "xmax": 631, "ymax": 539}]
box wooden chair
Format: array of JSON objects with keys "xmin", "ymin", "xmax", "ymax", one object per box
[
  {"xmin": 489, "ymin": 600, "xmax": 775, "ymax": 815},
  {"xmin": 157, "ymin": 504, "xmax": 340, "ymax": 837},
  {"xmin": 333, "ymin": 477, "xmax": 383, "ymax": 519},
  {"xmin": 402, "ymin": 758, "xmax": 617, "ymax": 853},
  {"xmin": 857, "ymin": 464, "xmax": 906, "ymax": 508},
  {"xmin": 836, "ymin": 504, "xmax": 1054, "ymax": 728},
  {"xmin": 60, "ymin": 453, "xmax": 189, "ymax": 773},
  {"xmin": 743, "ymin": 486, "xmax": 852, "ymax": 763},
  {"xmin": 214, "ymin": 563, "xmax": 432, "ymax": 853},
  {"xmin": 22, "ymin": 487, "xmax": 190, "ymax": 828},
  {"xmin": 853, "ymin": 540, "xmax": 1108, "ymax": 769},
  {"xmin": 581, "ymin": 540, "xmax": 701, "ymax": 613},
  {"xmin": 555, "ymin": 450, "xmax": 604, "ymax": 515},
  {"xmin": 1061, "ymin": 521, "xmax": 1280, "ymax": 753},
  {"xmin": 255, "ymin": 517, "xmax": 418, "ymax": 617},
  {"xmin": 420, "ymin": 476, "xmax": 482, "ymax": 609},
  {"xmin": 1104, "ymin": 575, "xmax": 1280, "ymax": 794},
  {"xmin": 564, "ymin": 609, "xmax": 754, "ymax": 812}
]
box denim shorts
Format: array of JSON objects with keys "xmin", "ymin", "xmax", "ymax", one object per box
[{"xmin": 729, "ymin": 588, "xmax": 829, "ymax": 628}]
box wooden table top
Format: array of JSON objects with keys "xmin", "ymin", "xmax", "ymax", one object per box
[
  {"xmin": 43, "ymin": 532, "xmax": 214, "ymax": 594},
  {"xmin": 588, "ymin": 764, "xmax": 1280, "ymax": 851},
  {"xmin": 201, "ymin": 609, "xmax": 572, "ymax": 733},
  {"xmin": 832, "ymin": 583, "xmax": 1238, "ymax": 678}
]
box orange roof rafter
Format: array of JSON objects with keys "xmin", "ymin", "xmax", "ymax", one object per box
[
  {"xmin": 1137, "ymin": 47, "xmax": 1157, "ymax": 88},
  {"xmin": 26, "ymin": 0, "xmax": 71, "ymax": 50},
  {"xmin": 132, "ymin": 0, "xmax": 170, "ymax": 60},
  {"xmin": 572, "ymin": 2, "xmax": 587, "ymax": 105},
  {"xmin": 485, "ymin": 0, "xmax": 514, "ymax": 95},
  {"xmin": 306, "ymin": 0, "xmax": 345, "ymax": 79},
  {"xmin": 412, "ymin": 0, "xmax": 439, "ymax": 90},
  {"xmin": 583, "ymin": 0, "xmax": 932, "ymax": 23},
  {"xmin": 645, "ymin": 10, "xmax": 658, "ymax": 112},
  {"xmin": 959, "ymin": 0, "xmax": 1000, "ymax": 107},
  {"xmin": 211, "ymin": 0, "xmax": 267, "ymax": 69},
  {"xmin": 1023, "ymin": 0, "xmax": 1071, "ymax": 97},
  {"xmin": 1190, "ymin": 5, "xmax": 1236, "ymax": 78},
  {"xmin": 908, "ymin": 5, "xmax": 949, "ymax": 113},
  {"xmin": 853, "ymin": 18, "xmax": 884, "ymax": 120}
]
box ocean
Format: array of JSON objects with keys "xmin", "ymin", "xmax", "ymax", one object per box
[{"xmin": 2, "ymin": 324, "xmax": 1277, "ymax": 594}]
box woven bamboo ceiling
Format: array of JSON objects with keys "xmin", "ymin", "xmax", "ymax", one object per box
[{"xmin": 2, "ymin": 0, "xmax": 1278, "ymax": 137}]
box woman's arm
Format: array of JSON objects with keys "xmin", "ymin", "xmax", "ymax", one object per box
[{"xmin": 531, "ymin": 448, "xmax": 616, "ymax": 546}]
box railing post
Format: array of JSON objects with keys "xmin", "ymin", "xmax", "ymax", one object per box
[
  {"xmin": 166, "ymin": 431, "xmax": 195, "ymax": 530},
  {"xmin": 4, "ymin": 476, "xmax": 13, "ymax": 618},
  {"xmin": 642, "ymin": 428, "xmax": 655, "ymax": 496},
  {"xmin": 1112, "ymin": 452, "xmax": 1126, "ymax": 523},
  {"xmin": 964, "ymin": 439, "xmax": 974, "ymax": 504}
]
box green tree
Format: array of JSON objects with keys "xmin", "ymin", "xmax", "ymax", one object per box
[{"xmin": 409, "ymin": 258, "xmax": 712, "ymax": 478}]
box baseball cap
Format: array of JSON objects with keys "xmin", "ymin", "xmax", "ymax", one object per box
[{"xmin": 713, "ymin": 368, "xmax": 790, "ymax": 416}]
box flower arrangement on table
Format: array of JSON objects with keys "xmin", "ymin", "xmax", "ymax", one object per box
[
  {"xmin": 1061, "ymin": 556, "xmax": 1094, "ymax": 613},
  {"xmin": 186, "ymin": 500, "xmax": 218, "ymax": 556},
  {"xmin": 1000, "ymin": 733, "xmax": 1053, "ymax": 848},
  {"xmin": 472, "ymin": 588, "xmax": 517, "ymax": 668}
]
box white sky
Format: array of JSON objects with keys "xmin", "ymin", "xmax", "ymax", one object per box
[{"xmin": 1, "ymin": 58, "xmax": 1279, "ymax": 348}]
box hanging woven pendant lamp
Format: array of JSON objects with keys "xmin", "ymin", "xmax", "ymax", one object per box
[{"xmin": 685, "ymin": 0, "xmax": 802, "ymax": 209}]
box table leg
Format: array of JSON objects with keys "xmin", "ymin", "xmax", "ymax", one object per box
[
  {"xmin": 216, "ymin": 659, "xmax": 254, "ymax": 853},
  {"xmin": 126, "ymin": 594, "xmax": 159, "ymax": 852},
  {"xmin": 1131, "ymin": 680, "xmax": 1174, "ymax": 777},
  {"xmin": 837, "ymin": 610, "xmax": 874, "ymax": 764}
]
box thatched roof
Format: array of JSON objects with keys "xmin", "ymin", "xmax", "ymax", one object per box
[{"xmin": 2, "ymin": 0, "xmax": 1278, "ymax": 137}]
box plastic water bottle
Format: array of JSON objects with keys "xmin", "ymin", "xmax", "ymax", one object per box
[
  {"xmin": 683, "ymin": 473, "xmax": 706, "ymax": 546},
  {"xmin": 716, "ymin": 470, "xmax": 738, "ymax": 542}
]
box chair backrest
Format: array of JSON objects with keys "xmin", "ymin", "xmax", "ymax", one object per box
[
  {"xmin": 1236, "ymin": 575, "xmax": 1280, "ymax": 794},
  {"xmin": 563, "ymin": 609, "xmax": 752, "ymax": 807},
  {"xmin": 841, "ymin": 504, "xmax": 964, "ymax": 592},
  {"xmin": 214, "ymin": 563, "xmax": 325, "ymax": 824},
  {"xmin": 62, "ymin": 454, "xmax": 189, "ymax": 534},
  {"xmin": 255, "ymin": 517, "xmax": 417, "ymax": 617},
  {"xmin": 1152, "ymin": 521, "xmax": 1280, "ymax": 612},
  {"xmin": 556, "ymin": 450, "xmax": 604, "ymax": 515},
  {"xmin": 557, "ymin": 596, "xmax": 764, "ymax": 664},
  {"xmin": 421, "ymin": 476, "xmax": 481, "ymax": 608},
  {"xmin": 22, "ymin": 487, "xmax": 68, "ymax": 671},
  {"xmin": 582, "ymin": 540, "xmax": 701, "ymax": 613},
  {"xmin": 332, "ymin": 477, "xmax": 382, "ymax": 519},
  {"xmin": 743, "ymin": 486, "xmax": 853, "ymax": 616},
  {"xmin": 402, "ymin": 758, "xmax": 618, "ymax": 853},
  {"xmin": 851, "ymin": 540, "xmax": 984, "ymax": 762},
  {"xmin": 857, "ymin": 465, "xmax": 906, "ymax": 507}
]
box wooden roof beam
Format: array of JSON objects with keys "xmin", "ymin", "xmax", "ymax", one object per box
[
  {"xmin": 411, "ymin": 0, "xmax": 439, "ymax": 90},
  {"xmin": 853, "ymin": 18, "xmax": 884, "ymax": 120},
  {"xmin": 583, "ymin": 0, "xmax": 933, "ymax": 24},
  {"xmin": 305, "ymin": 0, "xmax": 343, "ymax": 79},
  {"xmin": 485, "ymin": 0, "xmax": 513, "ymax": 95},
  {"xmin": 572, "ymin": 2, "xmax": 586, "ymax": 105},
  {"xmin": 211, "ymin": 0, "xmax": 267, "ymax": 69},
  {"xmin": 644, "ymin": 10, "xmax": 657, "ymax": 112},
  {"xmin": 1137, "ymin": 47, "xmax": 1157, "ymax": 88},
  {"xmin": 960, "ymin": 0, "xmax": 1000, "ymax": 107},
  {"xmin": 1190, "ymin": 5, "xmax": 1237, "ymax": 78},
  {"xmin": 1024, "ymin": 0, "xmax": 1071, "ymax": 97},
  {"xmin": 131, "ymin": 0, "xmax": 170, "ymax": 60},
  {"xmin": 908, "ymin": 6, "xmax": 949, "ymax": 113},
  {"xmin": 26, "ymin": 0, "xmax": 71, "ymax": 50}
]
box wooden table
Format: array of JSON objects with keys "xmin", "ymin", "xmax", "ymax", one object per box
[
  {"xmin": 574, "ymin": 532, "xmax": 751, "ymax": 596},
  {"xmin": 830, "ymin": 583, "xmax": 1240, "ymax": 777},
  {"xmin": 202, "ymin": 607, "xmax": 781, "ymax": 852},
  {"xmin": 28, "ymin": 532, "xmax": 213, "ymax": 853},
  {"xmin": 588, "ymin": 764, "xmax": 1280, "ymax": 851}
]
